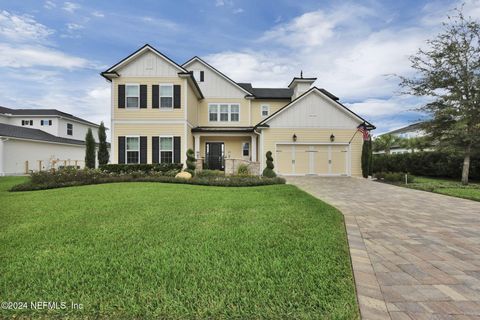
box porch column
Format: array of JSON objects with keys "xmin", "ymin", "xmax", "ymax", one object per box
[
  {"xmin": 251, "ymin": 134, "xmax": 257, "ymax": 162},
  {"xmin": 194, "ymin": 134, "xmax": 201, "ymax": 159}
]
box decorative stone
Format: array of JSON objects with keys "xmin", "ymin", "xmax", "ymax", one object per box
[{"xmin": 175, "ymin": 171, "xmax": 192, "ymax": 180}]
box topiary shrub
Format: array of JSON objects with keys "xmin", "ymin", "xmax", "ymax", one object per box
[
  {"xmin": 185, "ymin": 148, "xmax": 196, "ymax": 176},
  {"xmin": 237, "ymin": 163, "xmax": 250, "ymax": 176},
  {"xmin": 262, "ymin": 151, "xmax": 277, "ymax": 178}
]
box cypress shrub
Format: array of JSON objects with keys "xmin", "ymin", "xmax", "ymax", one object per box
[
  {"xmin": 97, "ymin": 121, "xmax": 109, "ymax": 165},
  {"xmin": 85, "ymin": 128, "xmax": 96, "ymax": 169},
  {"xmin": 361, "ymin": 139, "xmax": 372, "ymax": 178}
]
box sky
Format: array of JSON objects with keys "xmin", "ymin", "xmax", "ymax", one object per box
[{"xmin": 0, "ymin": 0, "xmax": 479, "ymax": 137}]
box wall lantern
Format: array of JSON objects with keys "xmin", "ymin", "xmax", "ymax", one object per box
[
  {"xmin": 330, "ymin": 134, "xmax": 335, "ymax": 142},
  {"xmin": 292, "ymin": 133, "xmax": 297, "ymax": 142}
]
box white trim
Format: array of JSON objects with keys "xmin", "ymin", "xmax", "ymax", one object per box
[
  {"xmin": 113, "ymin": 120, "xmax": 186, "ymax": 124},
  {"xmin": 207, "ymin": 103, "xmax": 241, "ymax": 123},
  {"xmin": 125, "ymin": 83, "xmax": 140, "ymax": 109},
  {"xmin": 159, "ymin": 83, "xmax": 174, "ymax": 110},
  {"xmin": 0, "ymin": 136, "xmax": 85, "ymax": 147},
  {"xmin": 125, "ymin": 135, "xmax": 140, "ymax": 164},
  {"xmin": 184, "ymin": 78, "xmax": 188, "ymax": 167},
  {"xmin": 192, "ymin": 132, "xmax": 255, "ymax": 137},
  {"xmin": 106, "ymin": 45, "xmax": 187, "ymax": 73},
  {"xmin": 182, "ymin": 57, "xmax": 252, "ymax": 96},
  {"xmin": 110, "ymin": 81, "xmax": 114, "ymax": 163},
  {"xmin": 3, "ymin": 114, "xmax": 101, "ymax": 128}
]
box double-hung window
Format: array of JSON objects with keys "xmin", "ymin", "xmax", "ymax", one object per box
[
  {"xmin": 261, "ymin": 105, "xmax": 269, "ymax": 117},
  {"xmin": 230, "ymin": 104, "xmax": 239, "ymax": 122},
  {"xmin": 67, "ymin": 123, "xmax": 73, "ymax": 136},
  {"xmin": 160, "ymin": 84, "xmax": 173, "ymax": 109},
  {"xmin": 41, "ymin": 120, "xmax": 52, "ymax": 126},
  {"xmin": 160, "ymin": 137, "xmax": 173, "ymax": 163},
  {"xmin": 126, "ymin": 84, "xmax": 139, "ymax": 108},
  {"xmin": 243, "ymin": 142, "xmax": 250, "ymax": 157},
  {"xmin": 126, "ymin": 137, "xmax": 140, "ymax": 164},
  {"xmin": 209, "ymin": 104, "xmax": 218, "ymax": 121},
  {"xmin": 208, "ymin": 104, "xmax": 240, "ymax": 122},
  {"xmin": 22, "ymin": 120, "xmax": 33, "ymax": 126}
]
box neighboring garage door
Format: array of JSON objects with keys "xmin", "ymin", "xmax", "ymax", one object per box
[{"xmin": 276, "ymin": 144, "xmax": 348, "ymax": 176}]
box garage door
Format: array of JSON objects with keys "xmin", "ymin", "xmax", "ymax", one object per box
[{"xmin": 276, "ymin": 144, "xmax": 348, "ymax": 176}]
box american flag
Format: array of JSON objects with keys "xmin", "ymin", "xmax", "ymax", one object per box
[{"xmin": 357, "ymin": 124, "xmax": 370, "ymax": 141}]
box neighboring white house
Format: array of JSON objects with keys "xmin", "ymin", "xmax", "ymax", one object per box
[
  {"xmin": 375, "ymin": 122, "xmax": 426, "ymax": 154},
  {"xmin": 0, "ymin": 106, "xmax": 107, "ymax": 175}
]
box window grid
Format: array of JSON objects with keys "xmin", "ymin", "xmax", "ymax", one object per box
[
  {"xmin": 126, "ymin": 84, "xmax": 140, "ymax": 109},
  {"xmin": 208, "ymin": 104, "xmax": 240, "ymax": 122},
  {"xmin": 159, "ymin": 137, "xmax": 173, "ymax": 163},
  {"xmin": 160, "ymin": 84, "xmax": 173, "ymax": 109},
  {"xmin": 126, "ymin": 137, "xmax": 140, "ymax": 164},
  {"xmin": 67, "ymin": 123, "xmax": 73, "ymax": 136}
]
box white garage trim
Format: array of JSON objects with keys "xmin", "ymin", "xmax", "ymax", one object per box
[{"xmin": 274, "ymin": 142, "xmax": 350, "ymax": 177}]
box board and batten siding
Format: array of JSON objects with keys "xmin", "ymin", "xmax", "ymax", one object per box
[
  {"xmin": 116, "ymin": 50, "xmax": 181, "ymax": 78},
  {"xmin": 250, "ymin": 100, "xmax": 289, "ymax": 125},
  {"xmin": 113, "ymin": 123, "xmax": 185, "ymax": 164},
  {"xmin": 112, "ymin": 77, "xmax": 185, "ymax": 120},
  {"xmin": 197, "ymin": 98, "xmax": 250, "ymax": 127},
  {"xmin": 261, "ymin": 128, "xmax": 363, "ymax": 177}
]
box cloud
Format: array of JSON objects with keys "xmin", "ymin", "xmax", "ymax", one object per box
[
  {"xmin": 0, "ymin": 10, "xmax": 54, "ymax": 42},
  {"xmin": 141, "ymin": 16, "xmax": 179, "ymax": 31},
  {"xmin": 62, "ymin": 1, "xmax": 80, "ymax": 13},
  {"xmin": 0, "ymin": 44, "xmax": 89, "ymax": 69},
  {"xmin": 66, "ymin": 23, "xmax": 84, "ymax": 30},
  {"xmin": 92, "ymin": 11, "xmax": 104, "ymax": 18},
  {"xmin": 44, "ymin": 1, "xmax": 56, "ymax": 9}
]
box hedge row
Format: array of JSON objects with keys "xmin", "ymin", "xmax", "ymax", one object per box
[
  {"xmin": 10, "ymin": 169, "xmax": 285, "ymax": 192},
  {"xmin": 99, "ymin": 163, "xmax": 183, "ymax": 174},
  {"xmin": 373, "ymin": 152, "xmax": 480, "ymax": 180}
]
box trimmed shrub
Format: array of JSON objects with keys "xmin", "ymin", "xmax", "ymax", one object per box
[
  {"xmin": 373, "ymin": 152, "xmax": 480, "ymax": 180},
  {"xmin": 185, "ymin": 148, "xmax": 196, "ymax": 176},
  {"xmin": 99, "ymin": 163, "xmax": 182, "ymax": 174},
  {"xmin": 237, "ymin": 164, "xmax": 250, "ymax": 176},
  {"xmin": 196, "ymin": 170, "xmax": 225, "ymax": 178},
  {"xmin": 10, "ymin": 169, "xmax": 286, "ymax": 192},
  {"xmin": 361, "ymin": 139, "xmax": 372, "ymax": 178},
  {"xmin": 262, "ymin": 151, "xmax": 277, "ymax": 178},
  {"xmin": 85, "ymin": 128, "xmax": 96, "ymax": 169},
  {"xmin": 97, "ymin": 121, "xmax": 109, "ymax": 166}
]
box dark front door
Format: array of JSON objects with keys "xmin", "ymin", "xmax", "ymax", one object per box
[{"xmin": 206, "ymin": 142, "xmax": 224, "ymax": 170}]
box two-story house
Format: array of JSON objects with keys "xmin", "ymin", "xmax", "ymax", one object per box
[
  {"xmin": 0, "ymin": 106, "xmax": 104, "ymax": 175},
  {"xmin": 102, "ymin": 44, "xmax": 374, "ymax": 176}
]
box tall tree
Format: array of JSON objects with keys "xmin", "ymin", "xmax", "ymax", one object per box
[
  {"xmin": 85, "ymin": 128, "xmax": 96, "ymax": 169},
  {"xmin": 373, "ymin": 134, "xmax": 401, "ymax": 154},
  {"xmin": 97, "ymin": 121, "xmax": 109, "ymax": 165},
  {"xmin": 400, "ymin": 8, "xmax": 480, "ymax": 185}
]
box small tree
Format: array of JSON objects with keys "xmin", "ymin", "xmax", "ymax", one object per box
[
  {"xmin": 97, "ymin": 121, "xmax": 109, "ymax": 165},
  {"xmin": 361, "ymin": 138, "xmax": 372, "ymax": 178},
  {"xmin": 85, "ymin": 128, "xmax": 96, "ymax": 169},
  {"xmin": 185, "ymin": 148, "xmax": 196, "ymax": 176},
  {"xmin": 400, "ymin": 8, "xmax": 480, "ymax": 184},
  {"xmin": 262, "ymin": 151, "xmax": 276, "ymax": 177}
]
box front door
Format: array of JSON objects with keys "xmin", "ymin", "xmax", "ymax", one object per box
[{"xmin": 206, "ymin": 142, "xmax": 224, "ymax": 170}]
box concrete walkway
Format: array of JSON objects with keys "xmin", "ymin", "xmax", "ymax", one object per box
[{"xmin": 288, "ymin": 176, "xmax": 480, "ymax": 320}]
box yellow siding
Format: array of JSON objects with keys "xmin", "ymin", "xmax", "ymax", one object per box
[
  {"xmin": 261, "ymin": 128, "xmax": 363, "ymax": 176},
  {"xmin": 197, "ymin": 98, "xmax": 250, "ymax": 126},
  {"xmin": 112, "ymin": 77, "xmax": 185, "ymax": 120},
  {"xmin": 251, "ymin": 100, "xmax": 289, "ymax": 125},
  {"xmin": 113, "ymin": 123, "xmax": 185, "ymax": 164},
  {"xmin": 199, "ymin": 136, "xmax": 251, "ymax": 160},
  {"xmin": 186, "ymin": 81, "xmax": 198, "ymax": 126}
]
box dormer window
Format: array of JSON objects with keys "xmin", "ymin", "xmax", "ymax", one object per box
[{"xmin": 126, "ymin": 84, "xmax": 140, "ymax": 108}]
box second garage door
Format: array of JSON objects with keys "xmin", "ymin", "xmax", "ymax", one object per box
[{"xmin": 276, "ymin": 144, "xmax": 348, "ymax": 176}]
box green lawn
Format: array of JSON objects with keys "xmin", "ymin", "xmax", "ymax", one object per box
[
  {"xmin": 0, "ymin": 177, "xmax": 358, "ymax": 319},
  {"xmin": 405, "ymin": 176, "xmax": 480, "ymax": 201}
]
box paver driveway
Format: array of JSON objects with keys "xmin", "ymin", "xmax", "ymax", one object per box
[{"xmin": 288, "ymin": 176, "xmax": 480, "ymax": 320}]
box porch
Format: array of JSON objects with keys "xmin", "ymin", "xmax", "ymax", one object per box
[{"xmin": 192, "ymin": 127, "xmax": 259, "ymax": 174}]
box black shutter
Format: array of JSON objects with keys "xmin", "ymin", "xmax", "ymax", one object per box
[
  {"xmin": 200, "ymin": 71, "xmax": 204, "ymax": 82},
  {"xmin": 140, "ymin": 136, "xmax": 147, "ymax": 164},
  {"xmin": 118, "ymin": 85, "xmax": 125, "ymax": 108},
  {"xmin": 118, "ymin": 136, "xmax": 125, "ymax": 164},
  {"xmin": 173, "ymin": 136, "xmax": 181, "ymax": 164},
  {"xmin": 173, "ymin": 85, "xmax": 181, "ymax": 109},
  {"xmin": 152, "ymin": 136, "xmax": 159, "ymax": 164},
  {"xmin": 152, "ymin": 85, "xmax": 159, "ymax": 109},
  {"xmin": 140, "ymin": 85, "xmax": 147, "ymax": 108}
]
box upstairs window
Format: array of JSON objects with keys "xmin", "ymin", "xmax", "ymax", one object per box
[
  {"xmin": 230, "ymin": 104, "xmax": 239, "ymax": 122},
  {"xmin": 126, "ymin": 137, "xmax": 140, "ymax": 164},
  {"xmin": 41, "ymin": 120, "xmax": 52, "ymax": 126},
  {"xmin": 22, "ymin": 120, "xmax": 33, "ymax": 126},
  {"xmin": 126, "ymin": 84, "xmax": 139, "ymax": 108},
  {"xmin": 261, "ymin": 105, "xmax": 269, "ymax": 117},
  {"xmin": 67, "ymin": 123, "xmax": 73, "ymax": 136},
  {"xmin": 209, "ymin": 104, "xmax": 218, "ymax": 121},
  {"xmin": 159, "ymin": 137, "xmax": 173, "ymax": 163},
  {"xmin": 160, "ymin": 84, "xmax": 173, "ymax": 109},
  {"xmin": 193, "ymin": 70, "xmax": 204, "ymax": 82},
  {"xmin": 208, "ymin": 104, "xmax": 240, "ymax": 122}
]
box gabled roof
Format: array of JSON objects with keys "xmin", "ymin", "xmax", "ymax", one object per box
[
  {"xmin": 382, "ymin": 122, "xmax": 424, "ymax": 135},
  {"xmin": 255, "ymin": 87, "xmax": 375, "ymax": 130},
  {"xmin": 0, "ymin": 106, "xmax": 100, "ymax": 127},
  {"xmin": 101, "ymin": 44, "xmax": 188, "ymax": 81},
  {"xmin": 182, "ymin": 56, "xmax": 253, "ymax": 96},
  {"xmin": 237, "ymin": 83, "xmax": 292, "ymax": 99},
  {"xmin": 0, "ymin": 123, "xmax": 85, "ymax": 145}
]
